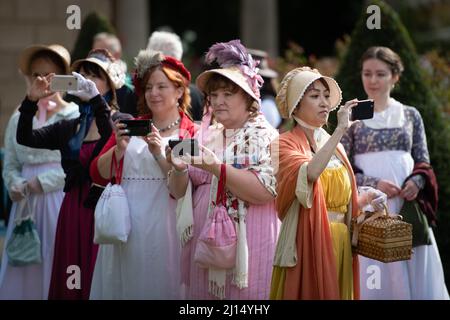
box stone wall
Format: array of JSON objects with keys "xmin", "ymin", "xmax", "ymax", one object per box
[{"xmin": 0, "ymin": 0, "xmax": 113, "ymax": 147}]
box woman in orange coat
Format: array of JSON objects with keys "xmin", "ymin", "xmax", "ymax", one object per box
[{"xmin": 270, "ymin": 67, "xmax": 387, "ymax": 300}]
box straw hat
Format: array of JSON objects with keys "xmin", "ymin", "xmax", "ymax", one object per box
[
  {"xmin": 276, "ymin": 67, "xmax": 342, "ymax": 119},
  {"xmin": 18, "ymin": 44, "xmax": 71, "ymax": 75},
  {"xmin": 196, "ymin": 39, "xmax": 263, "ymax": 102},
  {"xmin": 71, "ymin": 49, "xmax": 125, "ymax": 89},
  {"xmin": 196, "ymin": 66, "xmax": 260, "ymax": 102}
]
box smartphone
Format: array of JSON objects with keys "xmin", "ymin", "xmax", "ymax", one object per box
[
  {"xmin": 168, "ymin": 138, "xmax": 199, "ymax": 157},
  {"xmin": 120, "ymin": 119, "xmax": 152, "ymax": 136},
  {"xmin": 351, "ymin": 99, "xmax": 374, "ymax": 121},
  {"xmin": 50, "ymin": 75, "xmax": 79, "ymax": 92}
]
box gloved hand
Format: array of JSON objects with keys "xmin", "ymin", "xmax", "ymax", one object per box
[
  {"xmin": 9, "ymin": 182, "xmax": 28, "ymax": 202},
  {"xmin": 68, "ymin": 72, "xmax": 100, "ymax": 102},
  {"xmin": 358, "ymin": 186, "xmax": 388, "ymax": 212}
]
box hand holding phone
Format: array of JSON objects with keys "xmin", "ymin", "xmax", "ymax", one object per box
[
  {"xmin": 50, "ymin": 75, "xmax": 79, "ymax": 92},
  {"xmin": 120, "ymin": 119, "xmax": 152, "ymax": 136},
  {"xmin": 168, "ymin": 138, "xmax": 199, "ymax": 157},
  {"xmin": 27, "ymin": 73, "xmax": 54, "ymax": 101},
  {"xmin": 351, "ymin": 99, "xmax": 374, "ymax": 121}
]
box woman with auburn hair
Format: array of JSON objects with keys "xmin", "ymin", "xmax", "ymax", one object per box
[{"xmin": 89, "ymin": 50, "xmax": 196, "ymax": 299}]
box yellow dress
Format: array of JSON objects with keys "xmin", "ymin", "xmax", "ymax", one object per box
[{"xmin": 271, "ymin": 156, "xmax": 354, "ymax": 299}]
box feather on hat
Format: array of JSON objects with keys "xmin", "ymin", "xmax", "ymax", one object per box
[{"xmin": 197, "ymin": 39, "xmax": 263, "ymax": 102}]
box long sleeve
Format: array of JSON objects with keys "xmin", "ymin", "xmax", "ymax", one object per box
[
  {"xmin": 405, "ymin": 107, "xmax": 429, "ymax": 189},
  {"xmin": 91, "ymin": 95, "xmax": 113, "ymax": 141},
  {"xmin": 341, "ymin": 124, "xmax": 379, "ymax": 188},
  {"xmin": 36, "ymin": 168, "xmax": 66, "ymax": 193},
  {"xmin": 17, "ymin": 96, "xmax": 77, "ymax": 150},
  {"xmin": 2, "ymin": 112, "xmax": 26, "ymax": 190},
  {"xmin": 410, "ymin": 108, "xmax": 430, "ymax": 164},
  {"xmin": 86, "ymin": 94, "xmax": 114, "ymax": 172}
]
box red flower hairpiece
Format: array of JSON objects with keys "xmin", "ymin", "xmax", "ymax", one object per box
[{"xmin": 162, "ymin": 56, "xmax": 191, "ymax": 83}]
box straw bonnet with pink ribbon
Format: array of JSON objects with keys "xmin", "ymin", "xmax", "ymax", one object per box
[{"xmin": 276, "ymin": 66, "xmax": 342, "ymax": 119}]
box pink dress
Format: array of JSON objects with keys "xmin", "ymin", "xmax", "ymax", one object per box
[{"xmin": 182, "ymin": 166, "xmax": 280, "ymax": 300}]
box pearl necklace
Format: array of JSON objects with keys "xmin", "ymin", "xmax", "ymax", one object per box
[{"xmin": 156, "ymin": 117, "xmax": 180, "ymax": 132}]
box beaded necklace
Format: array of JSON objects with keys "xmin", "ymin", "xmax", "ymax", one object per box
[{"xmin": 156, "ymin": 117, "xmax": 180, "ymax": 132}]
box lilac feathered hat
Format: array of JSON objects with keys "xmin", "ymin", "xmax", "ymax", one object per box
[{"xmin": 196, "ymin": 39, "xmax": 263, "ymax": 102}]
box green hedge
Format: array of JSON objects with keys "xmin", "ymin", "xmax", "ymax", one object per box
[
  {"xmin": 333, "ymin": 0, "xmax": 450, "ymax": 286},
  {"xmin": 71, "ymin": 12, "xmax": 116, "ymax": 62}
]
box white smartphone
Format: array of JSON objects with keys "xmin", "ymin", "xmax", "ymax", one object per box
[{"xmin": 50, "ymin": 75, "xmax": 79, "ymax": 92}]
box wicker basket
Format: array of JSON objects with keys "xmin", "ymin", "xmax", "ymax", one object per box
[{"xmin": 351, "ymin": 205, "xmax": 412, "ymax": 263}]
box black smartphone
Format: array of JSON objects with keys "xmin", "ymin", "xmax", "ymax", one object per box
[
  {"xmin": 120, "ymin": 119, "xmax": 152, "ymax": 136},
  {"xmin": 168, "ymin": 138, "xmax": 199, "ymax": 157},
  {"xmin": 351, "ymin": 99, "xmax": 374, "ymax": 121}
]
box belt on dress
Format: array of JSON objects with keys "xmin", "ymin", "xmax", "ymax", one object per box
[
  {"xmin": 121, "ymin": 176, "xmax": 167, "ymax": 181},
  {"xmin": 327, "ymin": 211, "xmax": 345, "ymax": 223}
]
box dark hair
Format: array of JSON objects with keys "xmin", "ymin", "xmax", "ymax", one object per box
[
  {"xmin": 29, "ymin": 50, "xmax": 67, "ymax": 75},
  {"xmin": 294, "ymin": 78, "xmax": 331, "ymax": 113},
  {"xmin": 361, "ymin": 46, "xmax": 404, "ymax": 77},
  {"xmin": 76, "ymin": 61, "xmax": 118, "ymax": 110},
  {"xmin": 203, "ymin": 73, "xmax": 259, "ymax": 118},
  {"xmin": 305, "ymin": 78, "xmax": 330, "ymax": 93}
]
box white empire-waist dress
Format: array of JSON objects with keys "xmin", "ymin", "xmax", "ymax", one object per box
[
  {"xmin": 342, "ymin": 98, "xmax": 449, "ymax": 300},
  {"xmin": 90, "ymin": 134, "xmax": 181, "ymax": 299}
]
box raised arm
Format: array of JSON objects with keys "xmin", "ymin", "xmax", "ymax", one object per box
[
  {"xmin": 306, "ymin": 100, "xmax": 356, "ymax": 182},
  {"xmin": 16, "ymin": 96, "xmax": 75, "ymax": 150}
]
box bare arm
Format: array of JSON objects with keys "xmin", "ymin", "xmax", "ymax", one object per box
[
  {"xmin": 221, "ymin": 165, "xmax": 274, "ymax": 205},
  {"xmin": 307, "ymin": 127, "xmax": 346, "ymax": 182},
  {"xmin": 167, "ymin": 145, "xmax": 273, "ymax": 204},
  {"xmin": 307, "ymin": 100, "xmax": 357, "ymax": 183}
]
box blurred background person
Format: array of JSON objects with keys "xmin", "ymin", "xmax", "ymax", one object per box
[
  {"xmin": 248, "ymin": 49, "xmax": 282, "ymax": 129},
  {"xmin": 0, "ymin": 44, "xmax": 79, "ymax": 300},
  {"xmin": 92, "ymin": 32, "xmax": 137, "ymax": 116},
  {"xmin": 147, "ymin": 30, "xmax": 204, "ymax": 122}
]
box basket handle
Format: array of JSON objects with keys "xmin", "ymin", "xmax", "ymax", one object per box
[{"xmin": 351, "ymin": 205, "xmax": 387, "ymax": 247}]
